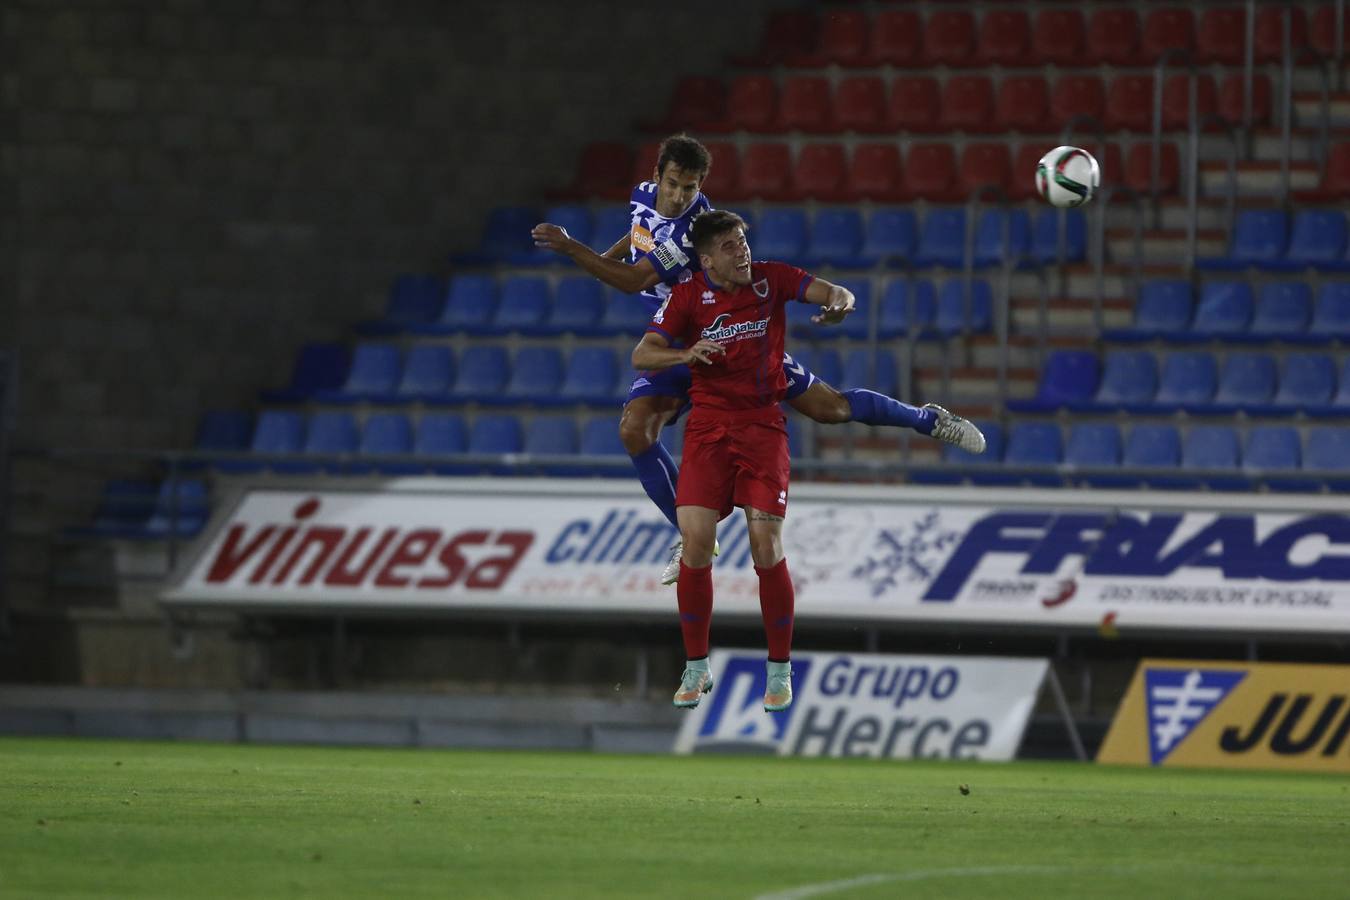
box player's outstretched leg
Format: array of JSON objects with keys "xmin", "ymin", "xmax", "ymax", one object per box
[
  {"xmin": 672, "ymin": 505, "xmax": 719, "ymax": 708},
  {"xmin": 787, "ymin": 378, "xmax": 986, "ymax": 455},
  {"xmin": 921, "ymin": 403, "xmax": 987, "ymax": 454}
]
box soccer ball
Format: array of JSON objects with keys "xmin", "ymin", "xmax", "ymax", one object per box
[{"xmin": 1035, "ymin": 146, "xmax": 1100, "ymax": 208}]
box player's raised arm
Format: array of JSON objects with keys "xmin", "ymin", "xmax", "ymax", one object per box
[
  {"xmin": 530, "ymin": 223, "xmax": 662, "ymax": 294},
  {"xmin": 803, "ymin": 276, "xmax": 856, "ymax": 326}
]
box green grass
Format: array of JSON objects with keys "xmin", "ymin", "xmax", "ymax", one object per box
[{"xmin": 2, "ymin": 738, "xmax": 1348, "ymax": 899}]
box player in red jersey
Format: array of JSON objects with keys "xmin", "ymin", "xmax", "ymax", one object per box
[{"xmin": 631, "ymin": 209, "xmax": 854, "ymax": 712}]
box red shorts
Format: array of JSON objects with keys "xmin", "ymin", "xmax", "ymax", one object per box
[{"xmin": 676, "ymin": 408, "xmax": 790, "ymax": 519}]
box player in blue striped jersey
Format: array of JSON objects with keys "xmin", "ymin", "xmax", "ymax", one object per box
[{"xmin": 531, "ymin": 134, "xmax": 984, "ymax": 585}]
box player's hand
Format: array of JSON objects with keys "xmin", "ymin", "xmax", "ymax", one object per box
[
  {"xmin": 813, "ymin": 289, "xmax": 855, "ymax": 326},
  {"xmin": 531, "ymin": 223, "xmax": 574, "ymax": 255},
  {"xmin": 685, "ymin": 340, "xmax": 725, "ymax": 365}
]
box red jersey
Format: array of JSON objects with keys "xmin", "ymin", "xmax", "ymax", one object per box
[{"xmin": 647, "ymin": 261, "xmax": 814, "ymax": 413}]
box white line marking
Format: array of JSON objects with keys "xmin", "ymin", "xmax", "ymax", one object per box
[{"xmin": 753, "ymin": 865, "xmax": 1064, "ymax": 900}]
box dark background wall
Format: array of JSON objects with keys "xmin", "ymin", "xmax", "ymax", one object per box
[{"xmin": 7, "ymin": 0, "xmax": 766, "ymax": 451}]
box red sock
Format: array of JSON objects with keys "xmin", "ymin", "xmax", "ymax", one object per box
[
  {"xmin": 756, "ymin": 558, "xmax": 795, "ymax": 662},
  {"xmin": 676, "ymin": 561, "xmax": 714, "ymax": 659}
]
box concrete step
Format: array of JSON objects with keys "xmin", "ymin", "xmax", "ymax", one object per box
[
  {"xmin": 1294, "ymin": 92, "xmax": 1350, "ymax": 129},
  {"xmin": 915, "ymin": 365, "xmax": 1037, "ymax": 402},
  {"xmin": 1200, "ymin": 159, "xmax": 1319, "ymax": 195},
  {"xmin": 1106, "ymin": 227, "xmax": 1226, "ymax": 262},
  {"xmin": 1010, "ymin": 296, "xmax": 1132, "ymax": 333}
]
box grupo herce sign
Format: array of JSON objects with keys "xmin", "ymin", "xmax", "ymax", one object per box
[{"xmin": 163, "ymin": 480, "xmax": 1350, "ymax": 633}]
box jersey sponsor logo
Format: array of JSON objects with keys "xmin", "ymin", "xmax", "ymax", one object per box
[
  {"xmin": 701, "ymin": 291, "xmax": 716, "ymax": 304},
  {"xmin": 701, "ymin": 312, "xmax": 770, "ymax": 344},
  {"xmin": 631, "ymin": 224, "xmax": 655, "ymax": 254},
  {"xmin": 753, "ymin": 278, "xmax": 769, "ymax": 298},
  {"xmin": 652, "ymin": 238, "xmax": 687, "ymax": 273}
]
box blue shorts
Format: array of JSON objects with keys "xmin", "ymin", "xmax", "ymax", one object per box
[{"xmin": 626, "ymin": 351, "xmax": 818, "ymax": 424}]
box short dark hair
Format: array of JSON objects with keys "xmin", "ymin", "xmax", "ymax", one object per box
[
  {"xmin": 657, "ymin": 133, "xmax": 712, "ymax": 179},
  {"xmin": 689, "ymin": 209, "xmax": 748, "ymax": 256}
]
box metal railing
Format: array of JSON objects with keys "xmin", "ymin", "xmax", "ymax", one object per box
[{"xmin": 1280, "ymin": 39, "xmax": 1333, "ymax": 201}]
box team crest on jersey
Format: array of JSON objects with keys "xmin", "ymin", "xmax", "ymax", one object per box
[{"xmin": 753, "ymin": 278, "xmax": 769, "ymax": 298}]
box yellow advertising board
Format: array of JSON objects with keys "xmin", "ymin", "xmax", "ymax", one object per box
[{"xmin": 1097, "ymin": 659, "xmax": 1350, "ymax": 773}]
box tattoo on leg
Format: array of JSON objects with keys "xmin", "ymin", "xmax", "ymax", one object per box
[{"xmin": 748, "ymin": 511, "xmax": 783, "ymax": 523}]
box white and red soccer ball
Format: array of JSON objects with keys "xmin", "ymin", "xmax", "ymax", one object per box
[{"xmin": 1035, "ymin": 145, "xmax": 1101, "ymax": 208}]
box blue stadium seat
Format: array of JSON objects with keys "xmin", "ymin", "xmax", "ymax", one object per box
[
  {"xmin": 314, "ymin": 343, "xmax": 401, "ymax": 403},
  {"xmin": 972, "ymin": 209, "xmax": 1031, "ymax": 269},
  {"xmin": 797, "ymin": 347, "xmax": 842, "ymax": 387},
  {"xmin": 79, "ymin": 480, "xmax": 159, "ymax": 537},
  {"xmin": 558, "ymin": 347, "xmax": 621, "ymax": 406},
  {"xmin": 469, "ymin": 414, "xmax": 524, "ymax": 476},
  {"xmin": 1104, "ymin": 280, "xmax": 1192, "ymax": 342},
  {"xmin": 259, "ymin": 342, "xmax": 349, "ymax": 402},
  {"xmin": 598, "ymin": 287, "xmax": 652, "ymax": 336},
  {"xmin": 498, "ymin": 347, "xmax": 565, "ymax": 405},
  {"xmin": 1309, "ymin": 283, "xmax": 1350, "ymax": 340},
  {"xmin": 357, "ymin": 274, "xmax": 444, "ymax": 335},
  {"xmin": 579, "ymin": 416, "xmax": 627, "ymax": 475},
  {"xmin": 1244, "ymin": 425, "xmax": 1304, "ymax": 491},
  {"xmin": 1031, "ymin": 208, "xmax": 1086, "ymax": 265},
  {"xmin": 1302, "ymin": 427, "xmax": 1350, "ymax": 487},
  {"xmin": 549, "ymin": 277, "xmax": 606, "ymax": 336},
  {"xmin": 878, "ymin": 278, "xmax": 937, "ymax": 338},
  {"xmin": 513, "ymin": 205, "xmax": 592, "ymax": 265},
  {"xmin": 413, "ymin": 275, "xmax": 498, "ymax": 336},
  {"xmin": 1123, "ymin": 424, "xmax": 1181, "ymax": 486},
  {"xmin": 489, "ymin": 277, "xmax": 552, "ymax": 335},
  {"xmin": 1086, "ymin": 350, "xmax": 1158, "ymax": 411},
  {"xmin": 934, "ymin": 279, "xmax": 992, "ymax": 335},
  {"xmin": 1199, "ymin": 209, "xmax": 1287, "ymax": 269},
  {"xmin": 525, "ymin": 416, "xmax": 581, "ymax": 476},
  {"xmin": 593, "ymin": 207, "xmax": 633, "ymax": 248},
  {"xmin": 832, "ymin": 278, "xmax": 875, "ymax": 340},
  {"xmin": 1007, "ymin": 350, "xmax": 1099, "ymax": 412},
  {"xmin": 393, "ymin": 346, "xmax": 455, "ymax": 403},
  {"xmin": 858, "ymin": 209, "xmax": 918, "ymax": 267},
  {"xmin": 1248, "ymin": 282, "xmax": 1312, "ymax": 340},
  {"xmin": 756, "ymin": 208, "xmax": 809, "ymax": 260},
  {"xmin": 1211, "ymin": 352, "xmax": 1276, "ymax": 411},
  {"xmin": 914, "ymin": 208, "xmax": 966, "ymax": 268},
  {"xmin": 461, "ymin": 206, "xmax": 537, "ymax": 263},
  {"xmin": 353, "ymin": 413, "xmax": 419, "ymax": 475},
  {"xmin": 1000, "ymin": 422, "xmax": 1063, "ymax": 486},
  {"xmin": 193, "ymin": 410, "xmax": 253, "ymax": 460},
  {"xmin": 416, "ymin": 413, "xmax": 470, "ymax": 475},
  {"xmin": 1280, "ymin": 209, "xmax": 1347, "ymax": 270},
  {"xmin": 786, "ymin": 298, "xmax": 821, "ymax": 338},
  {"xmin": 840, "ymin": 348, "xmax": 899, "ymax": 394},
  {"xmin": 449, "ymin": 345, "xmax": 510, "ymax": 403},
  {"xmin": 1187, "ymin": 281, "xmax": 1253, "ymax": 339},
  {"xmin": 1319, "ymin": 358, "xmax": 1350, "ymax": 414},
  {"xmin": 298, "ymin": 411, "xmax": 360, "ymax": 474},
  {"xmin": 1182, "ymin": 425, "xmax": 1245, "ymax": 491},
  {"xmin": 1271, "ymin": 354, "xmax": 1335, "ymax": 412},
  {"xmin": 232, "ymin": 409, "xmax": 306, "ymax": 474},
  {"xmin": 143, "ymin": 478, "xmax": 210, "ymax": 537},
  {"xmin": 805, "ymin": 209, "xmax": 865, "ymax": 268},
  {"xmin": 1065, "ymin": 424, "xmax": 1123, "ymax": 487},
  {"xmin": 1153, "ymin": 351, "xmax": 1218, "ymax": 410}
]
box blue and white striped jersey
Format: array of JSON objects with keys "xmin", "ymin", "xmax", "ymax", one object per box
[{"xmin": 626, "ymin": 181, "xmax": 712, "ymax": 316}]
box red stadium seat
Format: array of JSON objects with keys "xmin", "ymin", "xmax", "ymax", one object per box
[
  {"xmin": 816, "ymin": 9, "xmax": 872, "ymax": 67},
  {"xmin": 995, "ymin": 76, "xmax": 1050, "ymax": 133},
  {"xmin": 976, "ymin": 9, "xmax": 1033, "ymax": 66},
  {"xmin": 793, "ymin": 143, "xmax": 848, "ymax": 202},
  {"xmin": 1105, "ymin": 76, "xmax": 1155, "ymax": 133},
  {"xmin": 888, "ymin": 76, "xmax": 940, "ymax": 132},
  {"xmin": 719, "ymin": 75, "xmax": 778, "ymax": 134},
  {"xmin": 1254, "ymin": 6, "xmax": 1309, "ymax": 64},
  {"xmin": 834, "ymin": 77, "xmax": 889, "ymax": 134},
  {"xmin": 1310, "ymin": 5, "xmax": 1350, "ymax": 59},
  {"xmin": 846, "ymin": 143, "xmax": 905, "ymax": 203},
  {"xmin": 904, "ymin": 143, "xmax": 959, "ymax": 202},
  {"xmin": 731, "ymin": 10, "xmax": 817, "ymax": 67},
  {"xmin": 1197, "ymin": 7, "xmax": 1246, "ymax": 65},
  {"xmin": 700, "ymin": 141, "xmax": 744, "ymax": 202},
  {"xmin": 1219, "ymin": 73, "xmax": 1272, "ymax": 127},
  {"xmin": 1312, "ymin": 142, "xmax": 1350, "ymax": 198},
  {"xmin": 1162, "ymin": 74, "xmax": 1218, "ymax": 131},
  {"xmin": 740, "ymin": 143, "xmax": 794, "ymax": 202},
  {"xmin": 777, "ymin": 76, "xmax": 834, "ymax": 133},
  {"xmin": 873, "ymin": 10, "xmax": 923, "ymax": 66},
  {"xmin": 1141, "ymin": 7, "xmax": 1195, "ymax": 63},
  {"xmin": 568, "ymin": 142, "xmax": 632, "ymax": 200},
  {"xmin": 1031, "ymin": 9, "xmax": 1088, "ymax": 66},
  {"xmin": 1087, "ymin": 8, "xmax": 1142, "ymax": 66},
  {"xmin": 652, "ymin": 76, "xmax": 725, "ymax": 133},
  {"xmin": 1051, "ymin": 76, "xmax": 1105, "ymax": 131},
  {"xmin": 960, "ymin": 143, "xmax": 1012, "ymax": 198},
  {"xmin": 1125, "ymin": 143, "xmax": 1180, "ymax": 196},
  {"xmin": 940, "ymin": 75, "xmax": 995, "ymax": 133},
  {"xmin": 923, "ymin": 10, "xmax": 977, "ymax": 67}
]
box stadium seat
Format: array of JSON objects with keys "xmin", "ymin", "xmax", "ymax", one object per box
[
  {"xmin": 1305, "ymin": 142, "xmax": 1350, "ymax": 201},
  {"xmin": 1031, "ymin": 209, "xmax": 1087, "ymax": 265},
  {"xmin": 1065, "ymin": 424, "xmax": 1122, "ymax": 481},
  {"xmin": 794, "ymin": 144, "xmax": 848, "ymax": 202},
  {"xmin": 316, "ymin": 343, "xmax": 401, "ymax": 403},
  {"xmin": 449, "ymin": 345, "xmax": 510, "ymax": 404},
  {"xmin": 923, "ymin": 10, "xmax": 976, "ymax": 67},
  {"xmin": 834, "ymin": 77, "xmax": 889, "ymax": 134},
  {"xmin": 650, "ymin": 76, "xmax": 724, "ymax": 134},
  {"xmin": 829, "ymin": 278, "xmax": 875, "ymax": 341},
  {"xmin": 1153, "ymin": 352, "xmax": 1218, "ymax": 410},
  {"xmin": 193, "ymin": 410, "xmax": 253, "ymax": 458},
  {"xmin": 1123, "ymin": 424, "xmax": 1181, "ymax": 477},
  {"xmin": 561, "ymin": 143, "xmax": 631, "ymax": 201},
  {"xmin": 904, "ymin": 144, "xmax": 959, "ymax": 202},
  {"xmin": 972, "ymin": 209, "xmax": 1030, "ymax": 269},
  {"xmin": 490, "ymin": 277, "xmax": 552, "ymax": 335},
  {"xmin": 888, "ymin": 77, "xmax": 940, "ymax": 133},
  {"xmin": 558, "ymin": 347, "xmax": 620, "ymax": 406},
  {"xmin": 1088, "ymin": 350, "xmax": 1159, "ymax": 411},
  {"xmin": 756, "ymin": 208, "xmax": 809, "ymax": 260},
  {"xmin": 718, "ymin": 75, "xmax": 778, "ymax": 134},
  {"xmin": 1303, "ymin": 428, "xmax": 1350, "ymax": 489},
  {"xmin": 1182, "ymin": 426, "xmax": 1244, "ymax": 490},
  {"xmin": 740, "ymin": 143, "xmax": 793, "ymax": 201},
  {"xmin": 513, "ymin": 205, "xmax": 591, "ymax": 266},
  {"xmin": 1218, "ymin": 73, "xmax": 1272, "ymax": 128},
  {"xmin": 1212, "ymin": 352, "xmax": 1277, "ymax": 411},
  {"xmin": 1105, "ymin": 279, "xmax": 1193, "ymax": 341},
  {"xmin": 143, "ymin": 478, "xmax": 210, "ymax": 537},
  {"xmin": 1197, "ymin": 6, "xmax": 1247, "ymax": 65},
  {"xmin": 1310, "ymin": 283, "xmax": 1350, "ymax": 340},
  {"xmin": 1311, "ymin": 4, "xmax": 1350, "ymax": 59},
  {"xmin": 777, "ymin": 76, "xmax": 833, "ymax": 133},
  {"xmin": 873, "ymin": 10, "xmax": 922, "ymax": 66},
  {"xmin": 1087, "ymin": 7, "xmax": 1141, "ymax": 65},
  {"xmin": 732, "ymin": 9, "xmax": 815, "ymax": 67},
  {"xmin": 416, "ymin": 413, "xmax": 469, "ymax": 475},
  {"xmin": 260, "ymin": 342, "xmax": 349, "ymax": 403},
  {"xmin": 960, "ymin": 144, "xmax": 1012, "ymax": 199},
  {"xmin": 415, "ymin": 274, "xmax": 497, "ymax": 335},
  {"xmin": 1280, "ymin": 210, "xmax": 1348, "ymax": 269},
  {"xmin": 1273, "ymin": 354, "xmax": 1336, "ymax": 411},
  {"xmin": 357, "ymin": 274, "xmax": 443, "ymax": 335},
  {"xmin": 242, "ymin": 409, "xmax": 306, "ymax": 474},
  {"xmin": 805, "ymin": 209, "xmax": 864, "ymax": 269},
  {"xmin": 699, "ymin": 141, "xmax": 743, "ymax": 201},
  {"xmin": 994, "ymin": 76, "xmax": 1050, "ymax": 134},
  {"xmin": 79, "ymin": 480, "xmax": 159, "ymax": 537},
  {"xmin": 1007, "ymin": 350, "xmax": 1099, "ymax": 412},
  {"xmin": 878, "ymin": 279, "xmax": 937, "ymax": 339},
  {"xmin": 847, "ymin": 144, "xmax": 905, "ymax": 203},
  {"xmin": 470, "ymin": 414, "xmax": 524, "ymax": 475},
  {"xmin": 1050, "ymin": 76, "xmax": 1105, "ymax": 131},
  {"xmin": 859, "ymin": 209, "xmax": 918, "ymax": 267},
  {"xmin": 354, "ymin": 413, "xmax": 419, "ymax": 476},
  {"xmin": 1199, "ymin": 211, "xmax": 1288, "ymax": 270},
  {"xmin": 297, "ymin": 411, "xmax": 359, "ymax": 474},
  {"xmin": 464, "ymin": 206, "xmax": 536, "ymax": 263},
  {"xmin": 841, "ymin": 348, "xmax": 899, "ymax": 395},
  {"xmin": 1140, "ymin": 8, "xmax": 1194, "ymax": 62},
  {"xmin": 525, "ymin": 416, "xmax": 581, "ymax": 476},
  {"xmin": 548, "ymin": 278, "xmax": 605, "ymax": 336},
  {"xmin": 1001, "ymin": 423, "xmax": 1064, "ymax": 486},
  {"xmin": 1162, "ymin": 74, "xmax": 1218, "ymax": 131},
  {"xmin": 598, "ymin": 288, "xmax": 651, "ymax": 336},
  {"xmin": 816, "ymin": 9, "xmax": 871, "ymax": 67},
  {"xmin": 914, "ymin": 208, "xmax": 967, "ymax": 268},
  {"xmin": 496, "ymin": 347, "xmax": 564, "ymax": 406},
  {"xmin": 976, "ymin": 9, "xmax": 1033, "ymax": 66},
  {"xmin": 393, "ymin": 345, "xmax": 455, "ymax": 403},
  {"xmin": 1188, "ymin": 281, "xmax": 1253, "ymax": 338},
  {"xmin": 1249, "ymin": 283, "xmax": 1312, "ymax": 339},
  {"xmin": 1031, "ymin": 9, "xmax": 1087, "ymax": 66},
  {"xmin": 1322, "ymin": 358, "xmax": 1350, "ymax": 414},
  {"xmin": 1105, "ymin": 76, "xmax": 1154, "ymax": 133},
  {"xmin": 940, "ymin": 76, "xmax": 995, "ymax": 133},
  {"xmin": 935, "ymin": 279, "xmax": 992, "ymax": 336},
  {"xmin": 579, "ymin": 416, "xmax": 628, "ymax": 472},
  {"xmin": 593, "ymin": 206, "xmax": 632, "ymax": 249},
  {"xmin": 1244, "ymin": 426, "xmax": 1302, "ymax": 489},
  {"xmin": 1125, "ymin": 143, "xmax": 1181, "ymax": 196},
  {"xmin": 799, "ymin": 347, "xmax": 842, "ymax": 388}
]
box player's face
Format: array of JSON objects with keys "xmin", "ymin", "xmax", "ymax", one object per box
[
  {"xmin": 701, "ymin": 227, "xmax": 752, "ymax": 287},
  {"xmin": 653, "ymin": 164, "xmax": 704, "ymax": 218}
]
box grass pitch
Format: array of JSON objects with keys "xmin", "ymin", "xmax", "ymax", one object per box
[{"xmin": 3, "ymin": 738, "xmax": 1347, "ymax": 899}]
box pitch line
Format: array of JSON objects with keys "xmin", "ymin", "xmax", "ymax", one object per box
[{"xmin": 752, "ymin": 865, "xmax": 1066, "ymax": 900}]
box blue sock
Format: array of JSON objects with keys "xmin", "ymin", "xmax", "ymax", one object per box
[
  {"xmin": 844, "ymin": 389, "xmax": 936, "ymax": 435},
  {"xmin": 631, "ymin": 442, "xmax": 680, "ymax": 528}
]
